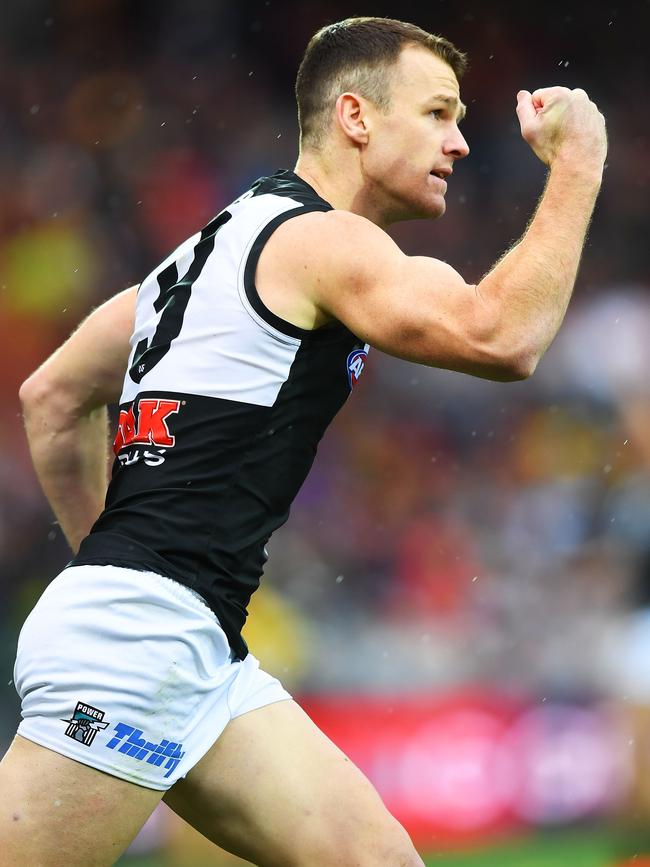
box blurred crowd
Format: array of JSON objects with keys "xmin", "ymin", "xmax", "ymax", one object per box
[{"xmin": 1, "ymin": 0, "xmax": 649, "ymax": 745}]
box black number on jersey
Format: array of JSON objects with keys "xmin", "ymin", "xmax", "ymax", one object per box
[{"xmin": 129, "ymin": 211, "xmax": 232, "ymax": 383}]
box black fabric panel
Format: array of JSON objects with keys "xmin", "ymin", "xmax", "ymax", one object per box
[{"xmin": 250, "ymin": 169, "xmax": 331, "ymax": 207}]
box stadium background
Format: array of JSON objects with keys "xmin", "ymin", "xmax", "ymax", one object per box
[{"xmin": 1, "ymin": 0, "xmax": 649, "ymax": 864}]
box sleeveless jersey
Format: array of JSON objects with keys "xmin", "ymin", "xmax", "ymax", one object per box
[{"xmin": 72, "ymin": 170, "xmax": 370, "ymax": 659}]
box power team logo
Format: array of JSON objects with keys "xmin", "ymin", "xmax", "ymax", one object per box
[
  {"xmin": 62, "ymin": 701, "xmax": 109, "ymax": 747},
  {"xmin": 347, "ymin": 343, "xmax": 370, "ymax": 389},
  {"xmin": 113, "ymin": 397, "xmax": 181, "ymax": 467}
]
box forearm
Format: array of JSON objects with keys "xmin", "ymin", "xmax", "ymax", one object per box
[
  {"xmin": 478, "ymin": 161, "xmax": 602, "ymax": 371},
  {"xmin": 21, "ymin": 385, "xmax": 111, "ymax": 553},
  {"xmin": 17, "ymin": 286, "xmax": 136, "ymax": 550}
]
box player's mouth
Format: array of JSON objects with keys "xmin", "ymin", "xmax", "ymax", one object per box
[{"xmin": 429, "ymin": 169, "xmax": 449, "ymax": 191}]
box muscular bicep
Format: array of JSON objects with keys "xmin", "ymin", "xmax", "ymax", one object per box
[
  {"xmin": 333, "ymin": 251, "xmax": 483, "ymax": 369},
  {"xmin": 297, "ymin": 211, "xmax": 515, "ymax": 379},
  {"xmin": 20, "ymin": 286, "xmax": 137, "ymax": 412}
]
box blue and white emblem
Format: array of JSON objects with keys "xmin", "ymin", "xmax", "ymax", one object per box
[{"xmin": 347, "ymin": 343, "xmax": 370, "ymax": 389}]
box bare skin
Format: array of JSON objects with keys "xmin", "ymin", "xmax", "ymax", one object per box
[
  {"xmin": 8, "ymin": 38, "xmax": 607, "ymax": 867},
  {"xmin": 0, "ymin": 735, "xmax": 163, "ymax": 867},
  {"xmin": 163, "ymin": 700, "xmax": 421, "ymax": 867},
  {"xmin": 0, "ymin": 703, "xmax": 422, "ymax": 867}
]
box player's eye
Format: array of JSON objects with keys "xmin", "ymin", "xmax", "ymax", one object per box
[{"xmin": 430, "ymin": 109, "xmax": 444, "ymax": 119}]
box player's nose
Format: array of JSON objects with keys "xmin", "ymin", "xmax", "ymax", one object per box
[{"xmin": 446, "ymin": 127, "xmax": 470, "ymax": 159}]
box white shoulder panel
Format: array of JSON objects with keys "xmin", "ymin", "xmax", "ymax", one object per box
[{"xmin": 120, "ymin": 192, "xmax": 306, "ymax": 407}]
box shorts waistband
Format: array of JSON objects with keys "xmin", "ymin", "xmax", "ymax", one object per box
[{"xmin": 63, "ymin": 563, "xmax": 218, "ymax": 622}]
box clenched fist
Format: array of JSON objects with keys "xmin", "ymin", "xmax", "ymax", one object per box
[{"xmin": 516, "ymin": 86, "xmax": 607, "ymax": 172}]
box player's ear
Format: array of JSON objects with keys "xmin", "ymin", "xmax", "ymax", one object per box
[{"xmin": 335, "ymin": 92, "xmax": 370, "ymax": 145}]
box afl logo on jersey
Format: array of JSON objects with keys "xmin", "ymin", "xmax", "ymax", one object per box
[{"xmin": 347, "ymin": 344, "xmax": 370, "ymax": 389}]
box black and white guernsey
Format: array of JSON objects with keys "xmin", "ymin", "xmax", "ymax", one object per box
[{"xmin": 72, "ymin": 170, "xmax": 369, "ymax": 659}]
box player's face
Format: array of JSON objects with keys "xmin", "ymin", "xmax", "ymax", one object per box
[{"xmin": 362, "ymin": 46, "xmax": 469, "ymax": 224}]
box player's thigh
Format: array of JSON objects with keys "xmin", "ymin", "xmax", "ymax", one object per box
[
  {"xmin": 163, "ymin": 699, "xmax": 423, "ymax": 867},
  {"xmin": 0, "ymin": 735, "xmax": 163, "ymax": 867}
]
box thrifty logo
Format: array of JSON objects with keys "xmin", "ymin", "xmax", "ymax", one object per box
[{"xmin": 105, "ymin": 722, "xmax": 185, "ymax": 779}]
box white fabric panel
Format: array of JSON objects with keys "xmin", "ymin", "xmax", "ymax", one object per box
[{"xmin": 120, "ymin": 193, "xmax": 306, "ymax": 407}]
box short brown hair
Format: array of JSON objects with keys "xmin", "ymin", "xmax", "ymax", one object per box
[{"xmin": 295, "ymin": 17, "xmax": 467, "ymax": 149}]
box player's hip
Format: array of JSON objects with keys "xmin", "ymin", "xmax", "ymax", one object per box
[{"xmin": 13, "ymin": 563, "xmax": 290, "ymax": 789}]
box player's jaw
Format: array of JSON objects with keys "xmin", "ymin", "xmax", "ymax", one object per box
[{"xmin": 363, "ymin": 154, "xmax": 453, "ymax": 225}]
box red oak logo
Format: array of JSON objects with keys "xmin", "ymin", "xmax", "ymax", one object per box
[{"xmin": 113, "ymin": 398, "xmax": 181, "ymax": 455}]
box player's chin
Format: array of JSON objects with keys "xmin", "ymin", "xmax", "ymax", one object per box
[{"xmin": 412, "ymin": 195, "xmax": 446, "ymax": 221}]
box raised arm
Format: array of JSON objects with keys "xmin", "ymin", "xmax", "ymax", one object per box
[
  {"xmin": 19, "ymin": 286, "xmax": 137, "ymax": 552},
  {"xmin": 272, "ymin": 86, "xmax": 606, "ymax": 381}
]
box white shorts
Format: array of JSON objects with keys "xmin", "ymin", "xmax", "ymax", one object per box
[{"xmin": 13, "ymin": 564, "xmax": 291, "ymax": 790}]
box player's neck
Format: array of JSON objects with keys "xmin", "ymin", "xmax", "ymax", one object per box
[{"xmin": 294, "ymin": 152, "xmax": 389, "ymax": 229}]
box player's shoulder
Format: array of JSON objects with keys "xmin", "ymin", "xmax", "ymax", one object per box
[
  {"xmin": 286, "ymin": 208, "xmax": 386, "ymax": 244},
  {"xmin": 268, "ymin": 208, "xmax": 400, "ymax": 282}
]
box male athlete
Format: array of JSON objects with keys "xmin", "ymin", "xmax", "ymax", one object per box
[{"xmin": 0, "ymin": 16, "xmax": 606, "ymax": 867}]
